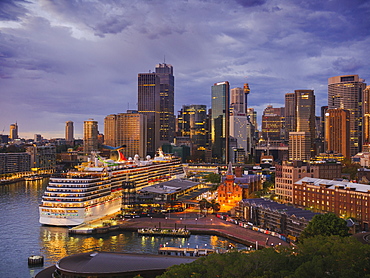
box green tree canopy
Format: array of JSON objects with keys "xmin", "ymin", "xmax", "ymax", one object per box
[
  {"xmin": 203, "ymin": 173, "xmax": 221, "ymax": 184},
  {"xmin": 157, "ymin": 236, "xmax": 370, "ymax": 278},
  {"xmin": 300, "ymin": 213, "xmax": 349, "ymax": 241}
]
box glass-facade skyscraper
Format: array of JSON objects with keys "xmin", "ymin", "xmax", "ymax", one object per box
[
  {"xmin": 211, "ymin": 81, "xmax": 230, "ymax": 164},
  {"xmin": 155, "ymin": 63, "xmax": 175, "ymax": 143},
  {"xmin": 138, "ymin": 72, "xmax": 160, "ymax": 157},
  {"xmin": 138, "ymin": 63, "xmax": 175, "ymax": 157}
]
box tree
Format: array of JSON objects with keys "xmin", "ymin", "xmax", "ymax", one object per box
[
  {"xmin": 157, "ymin": 236, "xmax": 370, "ymax": 278},
  {"xmin": 300, "ymin": 213, "xmax": 349, "ymax": 240},
  {"xmin": 203, "ymin": 173, "xmax": 221, "ymax": 184}
]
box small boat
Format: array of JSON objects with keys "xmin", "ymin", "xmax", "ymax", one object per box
[
  {"xmin": 25, "ymin": 175, "xmax": 43, "ymax": 181},
  {"xmin": 138, "ymin": 228, "xmax": 190, "ymax": 237}
]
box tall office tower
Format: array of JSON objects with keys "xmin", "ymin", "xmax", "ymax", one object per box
[
  {"xmin": 104, "ymin": 112, "xmax": 147, "ymax": 158},
  {"xmin": 177, "ymin": 105, "xmax": 208, "ymax": 150},
  {"xmin": 104, "ymin": 114, "xmax": 118, "ymax": 147},
  {"xmin": 211, "ymin": 81, "xmax": 230, "ymax": 164},
  {"xmin": 328, "ymin": 75, "xmax": 366, "ymax": 156},
  {"xmin": 289, "ymin": 132, "xmax": 311, "ymax": 161},
  {"xmin": 117, "ymin": 111, "xmax": 147, "ymax": 158},
  {"xmin": 284, "ymin": 93, "xmax": 295, "ymax": 141},
  {"xmin": 295, "ymin": 90, "xmax": 315, "ymax": 146},
  {"xmin": 230, "ymin": 84, "xmax": 250, "ymax": 115},
  {"xmin": 65, "ymin": 121, "xmax": 74, "ymax": 145},
  {"xmin": 320, "ymin": 106, "xmax": 328, "ymax": 140},
  {"xmin": 138, "ymin": 72, "xmax": 160, "ymax": 157},
  {"xmin": 325, "ymin": 108, "xmax": 350, "ymax": 159},
  {"xmin": 155, "ymin": 63, "xmax": 175, "ymax": 144},
  {"xmin": 363, "ymin": 86, "xmax": 370, "ymax": 144},
  {"xmin": 9, "ymin": 123, "xmax": 18, "ymax": 140},
  {"xmin": 83, "ymin": 119, "xmax": 99, "ymax": 154},
  {"xmin": 230, "ymin": 114, "xmax": 253, "ymax": 161},
  {"xmin": 230, "ymin": 87, "xmax": 244, "ymax": 115},
  {"xmin": 261, "ymin": 105, "xmax": 285, "ymax": 141}
]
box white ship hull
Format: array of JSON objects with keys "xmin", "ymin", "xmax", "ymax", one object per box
[{"xmin": 39, "ymin": 197, "xmax": 122, "ymax": 226}]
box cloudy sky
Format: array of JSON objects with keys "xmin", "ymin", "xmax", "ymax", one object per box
[{"xmin": 1, "ymin": 0, "xmax": 369, "ymax": 139}]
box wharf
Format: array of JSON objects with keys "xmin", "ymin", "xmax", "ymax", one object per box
[{"xmin": 68, "ymin": 213, "xmax": 290, "ymax": 249}]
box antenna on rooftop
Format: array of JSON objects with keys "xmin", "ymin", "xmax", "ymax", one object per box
[{"xmin": 164, "ymin": 55, "xmax": 166, "ymax": 64}]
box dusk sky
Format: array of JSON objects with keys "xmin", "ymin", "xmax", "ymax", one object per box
[{"xmin": 1, "ymin": 0, "xmax": 370, "ymax": 139}]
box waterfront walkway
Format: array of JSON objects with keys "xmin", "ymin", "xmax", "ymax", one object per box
[{"xmin": 70, "ymin": 212, "xmax": 290, "ymax": 249}]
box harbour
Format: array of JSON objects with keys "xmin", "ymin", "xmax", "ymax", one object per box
[{"xmin": 0, "ymin": 179, "xmax": 248, "ymax": 278}]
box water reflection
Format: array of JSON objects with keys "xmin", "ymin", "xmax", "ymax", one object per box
[
  {"xmin": 0, "ymin": 178, "xmax": 246, "ymax": 278},
  {"xmin": 39, "ymin": 227, "xmax": 246, "ymax": 267}
]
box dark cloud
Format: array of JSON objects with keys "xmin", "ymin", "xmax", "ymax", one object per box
[
  {"xmin": 0, "ymin": 0, "xmax": 369, "ymax": 138},
  {"xmin": 235, "ymin": 0, "xmax": 267, "ymax": 7},
  {"xmin": 0, "ymin": 0, "xmax": 29, "ymax": 21}
]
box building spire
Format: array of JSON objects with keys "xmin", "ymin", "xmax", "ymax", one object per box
[{"xmin": 226, "ymin": 161, "xmax": 233, "ymax": 176}]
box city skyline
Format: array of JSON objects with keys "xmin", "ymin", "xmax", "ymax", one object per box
[{"xmin": 1, "ymin": 0, "xmax": 369, "ymax": 138}]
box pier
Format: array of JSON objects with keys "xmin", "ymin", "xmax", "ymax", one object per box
[{"xmin": 68, "ymin": 213, "xmax": 289, "ymax": 249}]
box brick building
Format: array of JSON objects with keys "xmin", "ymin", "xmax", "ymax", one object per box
[
  {"xmin": 275, "ymin": 160, "xmax": 342, "ymax": 203},
  {"xmin": 237, "ymin": 198, "xmax": 317, "ymax": 241},
  {"xmin": 293, "ymin": 177, "xmax": 370, "ymax": 231}
]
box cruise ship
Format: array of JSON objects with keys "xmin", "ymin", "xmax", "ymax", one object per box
[{"xmin": 39, "ymin": 149, "xmax": 185, "ymax": 226}]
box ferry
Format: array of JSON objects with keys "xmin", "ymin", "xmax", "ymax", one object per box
[{"xmin": 39, "ymin": 149, "xmax": 185, "ymax": 226}]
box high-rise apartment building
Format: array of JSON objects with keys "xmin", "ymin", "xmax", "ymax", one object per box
[
  {"xmin": 155, "ymin": 63, "xmax": 175, "ymax": 144},
  {"xmin": 9, "ymin": 123, "xmax": 18, "ymax": 140},
  {"xmin": 261, "ymin": 105, "xmax": 285, "ymax": 141},
  {"xmin": 328, "ymin": 75, "xmax": 366, "ymax": 156},
  {"xmin": 26, "ymin": 145, "xmax": 56, "ymax": 171},
  {"xmin": 138, "ymin": 72, "xmax": 160, "ymax": 157},
  {"xmin": 83, "ymin": 119, "xmax": 99, "ymax": 154},
  {"xmin": 325, "ymin": 108, "xmax": 350, "ymax": 159},
  {"xmin": 104, "ymin": 111, "xmax": 147, "ymax": 158},
  {"xmin": 65, "ymin": 121, "xmax": 74, "ymax": 145},
  {"xmin": 211, "ymin": 81, "xmax": 230, "ymax": 164}
]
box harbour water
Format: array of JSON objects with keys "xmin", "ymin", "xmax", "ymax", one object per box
[{"xmin": 0, "ymin": 179, "xmax": 246, "ymax": 278}]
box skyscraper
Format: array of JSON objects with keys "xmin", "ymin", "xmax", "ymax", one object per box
[
  {"xmin": 284, "ymin": 93, "xmax": 295, "ymax": 141},
  {"xmin": 138, "ymin": 63, "xmax": 175, "ymax": 156},
  {"xmin": 295, "ymin": 90, "xmax": 315, "ymax": 150},
  {"xmin": 104, "ymin": 111, "xmax": 147, "ymax": 158},
  {"xmin": 177, "ymin": 105, "xmax": 208, "ymax": 150},
  {"xmin": 138, "ymin": 72, "xmax": 160, "ymax": 157},
  {"xmin": 83, "ymin": 119, "xmax": 98, "ymax": 154},
  {"xmin": 328, "ymin": 75, "xmax": 366, "ymax": 155},
  {"xmin": 65, "ymin": 121, "xmax": 74, "ymax": 145},
  {"xmin": 9, "ymin": 123, "xmax": 18, "ymax": 140},
  {"xmin": 211, "ymin": 81, "xmax": 230, "ymax": 164},
  {"xmin": 155, "ymin": 63, "xmax": 175, "ymax": 143},
  {"xmin": 363, "ymin": 85, "xmax": 370, "ymax": 144},
  {"xmin": 261, "ymin": 105, "xmax": 285, "ymax": 141},
  {"xmin": 325, "ymin": 108, "xmax": 350, "ymax": 159}
]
